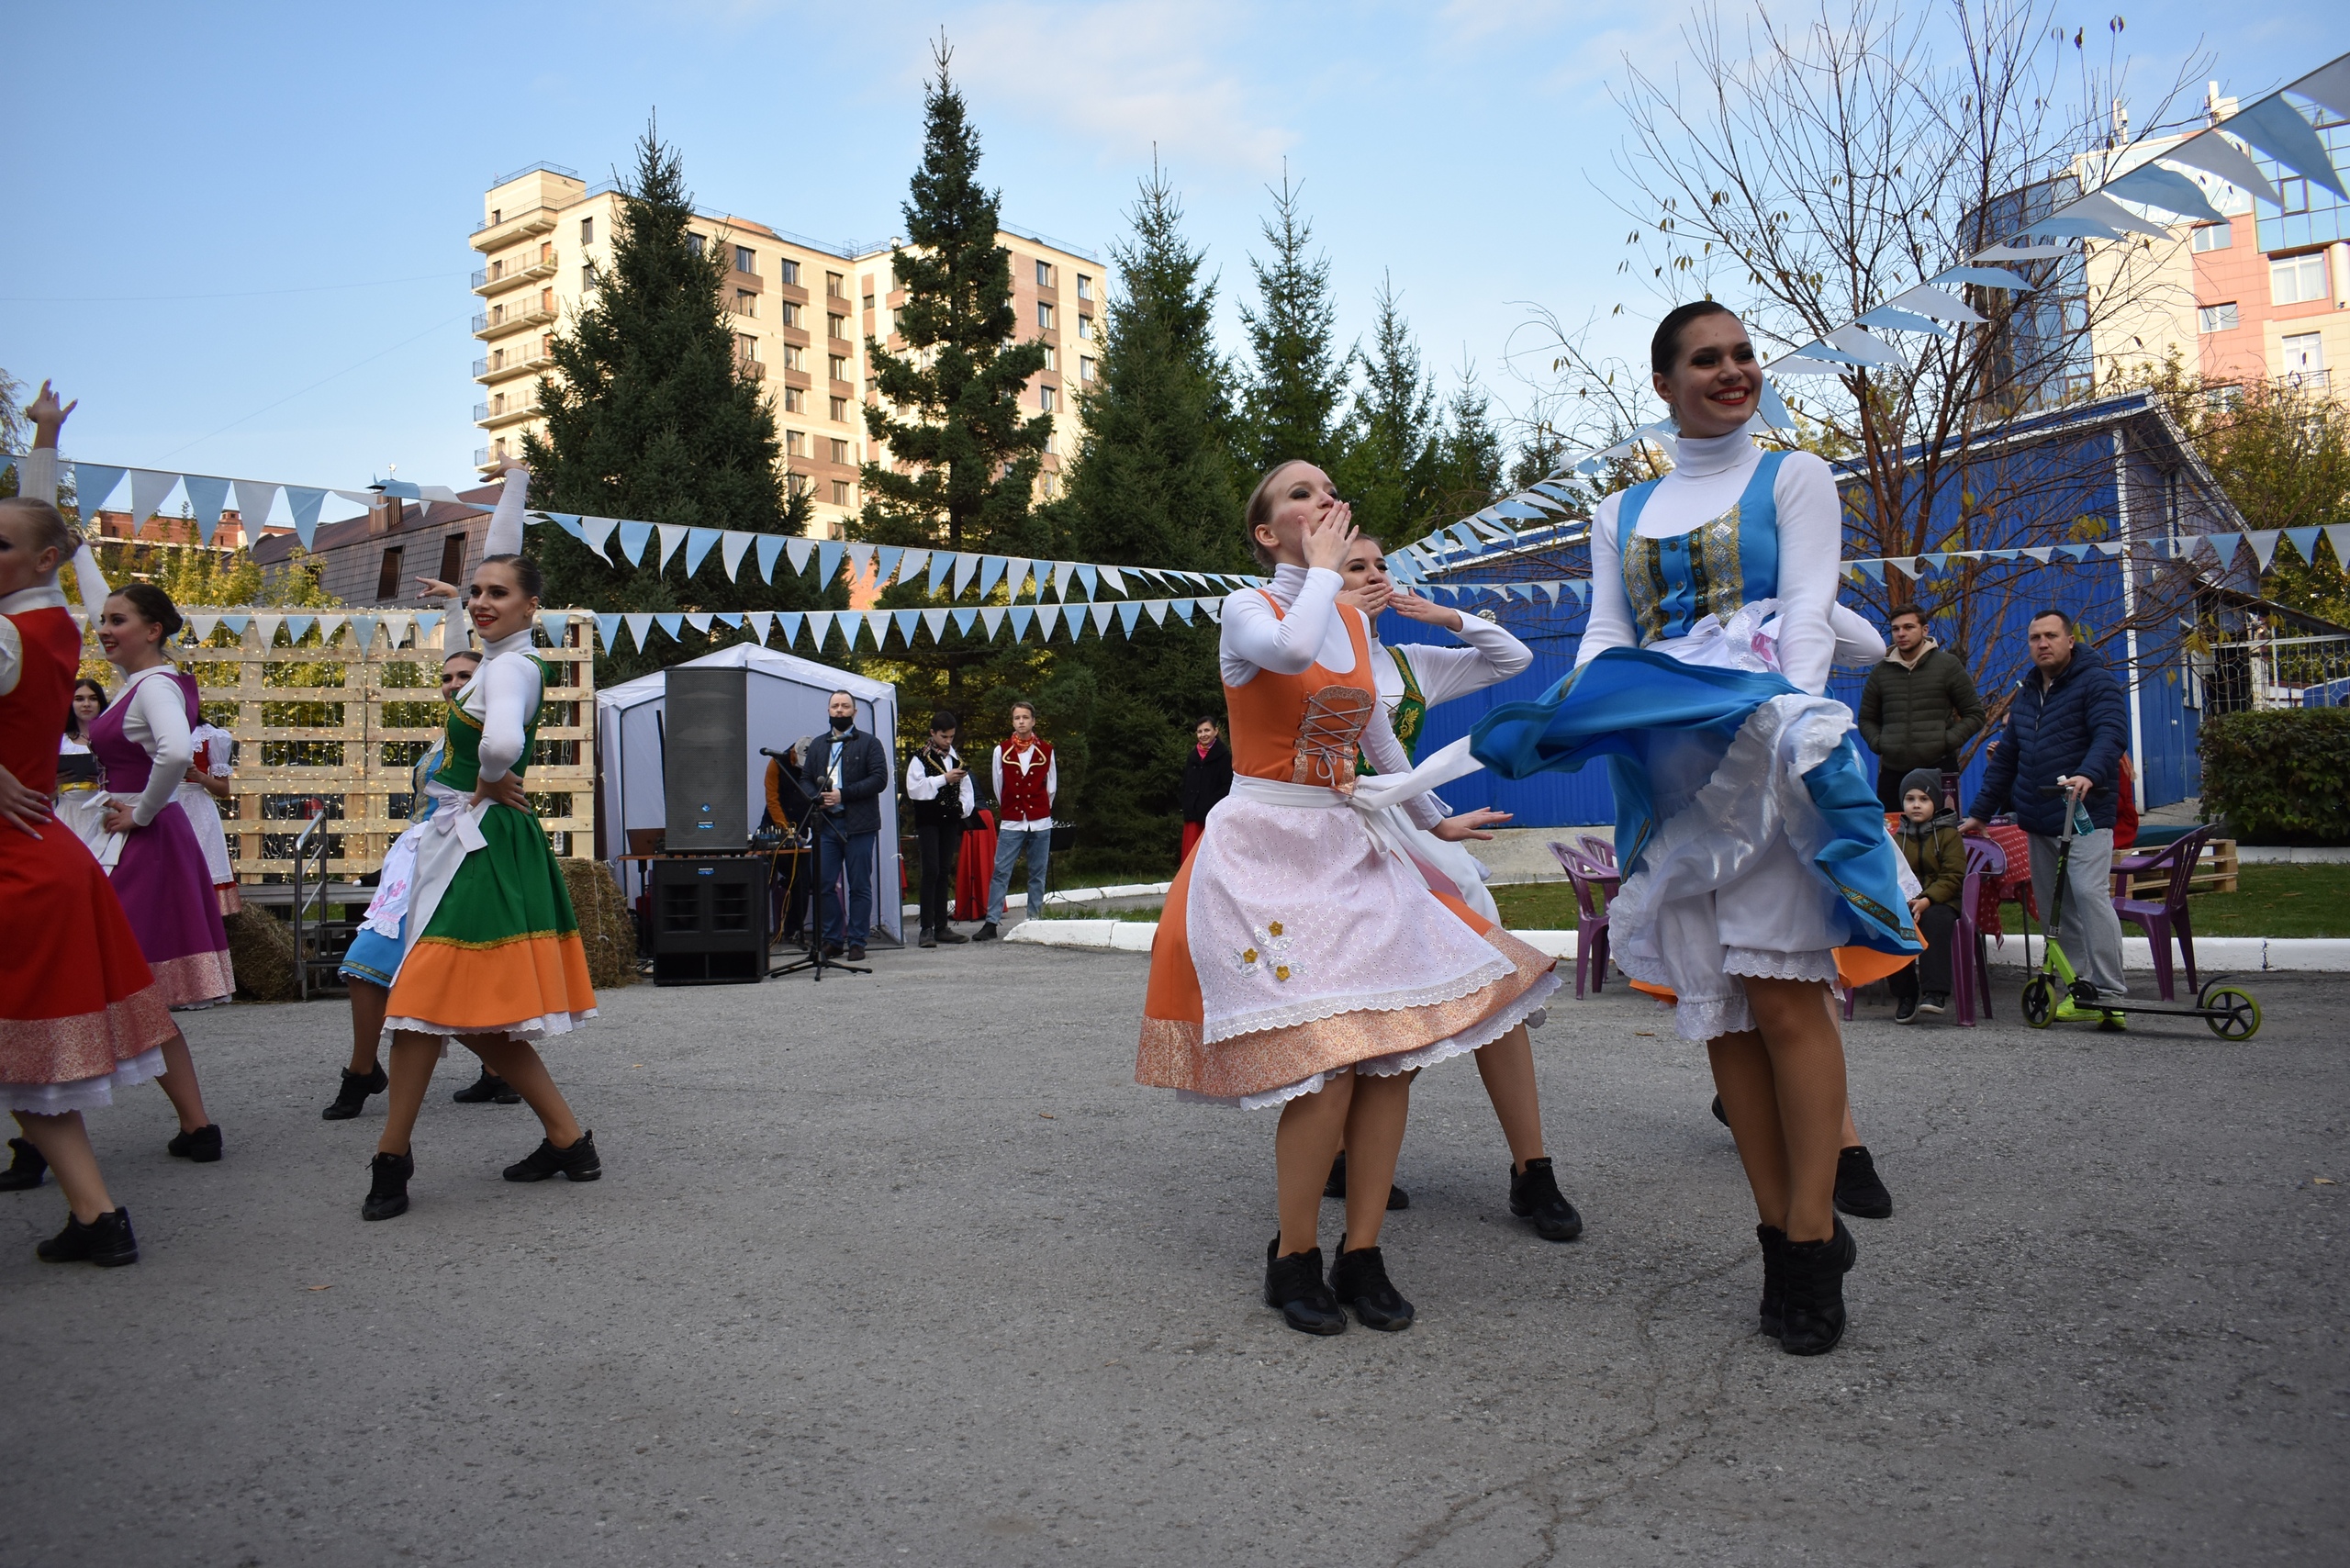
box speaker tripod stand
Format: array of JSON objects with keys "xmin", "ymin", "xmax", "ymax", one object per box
[{"xmin": 767, "ymin": 806, "xmax": 869, "ymax": 981}]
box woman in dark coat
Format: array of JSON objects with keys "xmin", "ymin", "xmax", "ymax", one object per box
[{"xmin": 1176, "ymin": 716, "xmax": 1232, "ymax": 864}]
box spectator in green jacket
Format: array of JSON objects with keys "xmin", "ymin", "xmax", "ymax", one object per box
[
  {"xmin": 1859, "ymin": 604, "xmax": 1986, "ymax": 812},
  {"xmin": 1889, "ymin": 767, "xmax": 1967, "ymax": 1025}
]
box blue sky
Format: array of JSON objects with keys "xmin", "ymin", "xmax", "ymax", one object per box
[{"xmin": 0, "ymin": 1, "xmax": 2333, "ymax": 517}]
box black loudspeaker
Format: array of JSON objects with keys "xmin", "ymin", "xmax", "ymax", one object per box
[
  {"xmin": 649, "ymin": 857, "xmax": 768, "ymax": 985},
  {"xmin": 665, "ymin": 666, "xmax": 749, "ymax": 851}
]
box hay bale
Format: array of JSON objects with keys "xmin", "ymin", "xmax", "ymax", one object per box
[
  {"xmin": 224, "ymin": 905, "xmax": 301, "ymax": 1002},
  {"xmin": 562, "ymin": 857, "xmax": 638, "ymax": 990}
]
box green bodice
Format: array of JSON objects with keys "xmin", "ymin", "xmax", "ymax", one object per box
[{"xmin": 431, "ymin": 655, "xmax": 546, "ymax": 792}]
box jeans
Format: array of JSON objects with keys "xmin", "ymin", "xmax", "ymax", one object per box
[
  {"xmin": 916, "ymin": 818, "xmax": 963, "ymax": 933},
  {"xmin": 816, "ymin": 824, "xmax": 876, "ymax": 947},
  {"xmin": 988, "ymin": 826, "xmax": 1051, "ymax": 923},
  {"xmin": 2027, "ymin": 826, "xmax": 2127, "ymax": 999},
  {"xmin": 1889, "ymin": 901, "xmax": 1961, "ymax": 1000}
]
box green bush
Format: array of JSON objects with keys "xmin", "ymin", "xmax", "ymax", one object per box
[{"xmin": 2200, "ymin": 708, "xmax": 2350, "ymax": 845}]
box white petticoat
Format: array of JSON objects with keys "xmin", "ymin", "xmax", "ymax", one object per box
[{"xmin": 2, "ymin": 1046, "xmax": 167, "ymax": 1115}]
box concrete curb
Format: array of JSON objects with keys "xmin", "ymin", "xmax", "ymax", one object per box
[
  {"xmin": 1004, "ymin": 919, "xmax": 2350, "ymax": 972},
  {"xmin": 2235, "ymin": 846, "xmax": 2350, "ymax": 865},
  {"xmin": 903, "ymin": 880, "xmax": 1170, "ymax": 921}
]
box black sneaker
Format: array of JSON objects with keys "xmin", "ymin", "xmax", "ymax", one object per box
[
  {"xmin": 363, "ymin": 1151, "xmax": 412, "ymax": 1221},
  {"xmin": 918, "ymin": 929, "xmax": 938, "ymax": 948},
  {"xmin": 1776, "ymin": 1217, "xmax": 1857, "ymax": 1356},
  {"xmin": 1508, "ymin": 1157, "xmax": 1584, "ymax": 1242},
  {"xmin": 0, "ymin": 1137, "xmax": 48, "ymax": 1192},
  {"xmin": 503, "ymin": 1130, "xmax": 601, "ymax": 1183},
  {"xmin": 934, "ymin": 926, "xmax": 968, "ymax": 945},
  {"xmin": 1833, "ymin": 1146, "xmax": 1893, "ymax": 1220},
  {"xmin": 323, "ymin": 1064, "xmax": 388, "ymax": 1121},
  {"xmin": 973, "ymin": 923, "xmax": 1000, "ymax": 942},
  {"xmin": 452, "ymin": 1069, "xmax": 516, "ymax": 1104},
  {"xmin": 1916, "ymin": 992, "xmax": 1947, "ymax": 1016},
  {"xmin": 37, "ymin": 1207, "xmax": 138, "ymax": 1266},
  {"xmin": 1322, "ymin": 1151, "xmax": 1408, "ymax": 1210},
  {"xmin": 1329, "ymin": 1245, "xmax": 1416, "ymax": 1331},
  {"xmin": 1262, "ymin": 1237, "xmax": 1346, "ymax": 1336},
  {"xmin": 166, "ymin": 1125, "xmax": 223, "ymax": 1162},
  {"xmin": 1756, "ymin": 1224, "xmax": 1787, "ymax": 1338},
  {"xmin": 1893, "ymin": 994, "xmax": 1919, "ymax": 1025}
]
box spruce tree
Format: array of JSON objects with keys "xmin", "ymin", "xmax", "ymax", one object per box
[
  {"xmin": 1429, "ymin": 366, "xmax": 1505, "ymax": 525},
  {"xmin": 1238, "ymin": 171, "xmax": 1348, "ymax": 476},
  {"xmin": 1056, "ymin": 162, "xmax": 1248, "ymax": 873},
  {"xmin": 524, "ymin": 125, "xmax": 817, "ymax": 686},
  {"xmin": 858, "ymin": 39, "xmax": 1053, "ymax": 738},
  {"xmin": 1333, "ymin": 276, "xmax": 1440, "ymax": 545}
]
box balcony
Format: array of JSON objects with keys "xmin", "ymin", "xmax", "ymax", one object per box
[
  {"xmin": 476, "ymin": 398, "xmax": 541, "ymax": 430},
  {"xmin": 478, "ymin": 347, "xmax": 551, "ymax": 384},
  {"xmin": 474, "ymin": 447, "xmax": 493, "ymax": 468},
  {"xmin": 473, "ymin": 252, "xmax": 559, "ymax": 296},
  {"xmin": 2287, "ymin": 367, "xmax": 2332, "ymax": 390},
  {"xmin": 735, "ymin": 358, "xmax": 767, "ymax": 381},
  {"xmin": 476, "ymin": 298, "xmax": 555, "ymax": 338},
  {"xmin": 471, "ymin": 209, "xmax": 558, "ymax": 251}
]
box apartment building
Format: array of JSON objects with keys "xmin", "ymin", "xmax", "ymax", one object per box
[{"xmin": 470, "ymin": 162, "xmax": 1102, "ymax": 540}]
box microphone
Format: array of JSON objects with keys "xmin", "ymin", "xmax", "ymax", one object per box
[{"xmin": 758, "ymin": 747, "xmax": 793, "ymax": 760}]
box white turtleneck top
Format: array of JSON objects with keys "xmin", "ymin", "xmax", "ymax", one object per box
[
  {"xmin": 1576, "ymin": 431, "xmax": 1842, "ymax": 695},
  {"xmin": 1218, "ymin": 564, "xmax": 1440, "ymax": 829},
  {"xmin": 457, "ymin": 625, "xmax": 542, "ymax": 785}
]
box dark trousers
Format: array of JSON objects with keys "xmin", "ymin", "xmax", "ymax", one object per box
[
  {"xmin": 816, "ymin": 825, "xmax": 876, "ymax": 947},
  {"xmin": 1891, "ymin": 901, "xmax": 1962, "ymax": 999},
  {"xmin": 916, "ymin": 817, "xmax": 963, "ymax": 933}
]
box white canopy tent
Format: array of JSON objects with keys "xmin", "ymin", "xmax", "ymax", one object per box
[{"xmin": 596, "ymin": 644, "xmax": 901, "ymax": 943}]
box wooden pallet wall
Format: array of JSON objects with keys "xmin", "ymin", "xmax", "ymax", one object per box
[{"xmin": 164, "ymin": 618, "xmax": 595, "ymax": 881}]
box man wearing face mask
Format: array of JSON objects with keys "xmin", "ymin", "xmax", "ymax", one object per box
[{"xmin": 800, "ymin": 690, "xmax": 890, "ymax": 961}]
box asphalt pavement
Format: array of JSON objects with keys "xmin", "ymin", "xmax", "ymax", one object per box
[{"xmin": 2, "ymin": 946, "xmax": 2343, "ymax": 1567}]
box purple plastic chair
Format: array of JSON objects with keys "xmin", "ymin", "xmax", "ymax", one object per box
[
  {"xmin": 1576, "ymin": 834, "xmax": 1617, "ymax": 871},
  {"xmin": 1547, "ymin": 841, "xmax": 1614, "ymax": 998},
  {"xmin": 1949, "ymin": 835, "xmax": 2007, "ymax": 1026},
  {"xmin": 2111, "ymin": 824, "xmax": 2210, "ymax": 1001}
]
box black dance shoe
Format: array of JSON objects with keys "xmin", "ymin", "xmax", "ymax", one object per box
[
  {"xmin": 1755, "ymin": 1224, "xmax": 1788, "ymax": 1338},
  {"xmin": 503, "ymin": 1130, "xmax": 601, "ymax": 1183},
  {"xmin": 1508, "ymin": 1157, "xmax": 1585, "ymax": 1242},
  {"xmin": 1833, "ymin": 1146, "xmax": 1894, "ymax": 1220},
  {"xmin": 1329, "ymin": 1245, "xmax": 1416, "ymax": 1331},
  {"xmin": 363, "ymin": 1151, "xmax": 413, "ymax": 1221},
  {"xmin": 1776, "ymin": 1217, "xmax": 1857, "ymax": 1356},
  {"xmin": 38, "ymin": 1207, "xmax": 138, "ymax": 1266},
  {"xmin": 1323, "ymin": 1150, "xmax": 1409, "ymax": 1210},
  {"xmin": 323, "ymin": 1065, "xmax": 388, "ymax": 1121},
  {"xmin": 452, "ymin": 1069, "xmax": 520, "ymax": 1105},
  {"xmin": 166, "ymin": 1125, "xmax": 222, "ymax": 1163},
  {"xmin": 1710, "ymin": 1094, "xmax": 1729, "ymax": 1127},
  {"xmin": 1262, "ymin": 1237, "xmax": 1346, "ymax": 1336},
  {"xmin": 0, "ymin": 1137, "xmax": 48, "ymax": 1192}
]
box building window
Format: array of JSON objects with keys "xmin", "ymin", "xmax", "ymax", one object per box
[
  {"xmin": 375, "ymin": 546, "xmax": 404, "ymax": 601},
  {"xmin": 492, "ymin": 392, "xmax": 507, "ymax": 413},
  {"xmin": 733, "ymin": 289, "xmax": 757, "ymax": 317},
  {"xmin": 582, "ymin": 265, "xmax": 595, "ymax": 292},
  {"xmin": 783, "ymin": 386, "xmax": 805, "ymax": 413},
  {"xmin": 2190, "ymin": 222, "xmax": 2231, "ymax": 252},
  {"xmin": 830, "ymin": 438, "xmax": 850, "ymax": 465},
  {"xmin": 1078, "ymin": 314, "xmax": 1093, "ymax": 341},
  {"xmin": 830, "ymin": 395, "xmax": 849, "ymax": 421},
  {"xmin": 829, "ymin": 313, "xmax": 848, "ymax": 340},
  {"xmin": 687, "ymin": 233, "xmax": 705, "ymax": 257},
  {"xmin": 1039, "ymin": 385, "xmax": 1057, "ymax": 412},
  {"xmin": 490, "ymin": 258, "xmax": 506, "ymax": 281},
  {"xmin": 2277, "ymin": 177, "xmax": 2312, "ymax": 216},
  {"xmin": 829, "ymin": 354, "xmax": 849, "ymax": 381},
  {"xmin": 785, "ymin": 431, "xmax": 806, "ymax": 456},
  {"xmin": 832, "ymin": 479, "xmax": 851, "ymax": 507},
  {"xmin": 490, "ymin": 208, "xmax": 502, "ymax": 226},
  {"xmin": 779, "ymin": 301, "xmax": 801, "ymax": 328},
  {"xmin": 2272, "ymin": 252, "xmax": 2329, "ymax": 306},
  {"xmin": 1042, "ymin": 472, "xmax": 1060, "ymax": 498},
  {"xmin": 1036, "ymin": 259, "xmax": 1053, "ymax": 288},
  {"xmin": 1076, "ymin": 273, "xmax": 1092, "ymax": 300},
  {"xmin": 1036, "ymin": 302, "xmax": 1054, "ymax": 330},
  {"xmin": 782, "ymin": 344, "xmax": 803, "ymax": 371},
  {"xmin": 1041, "ymin": 344, "xmax": 1057, "ymax": 371},
  {"xmin": 826, "ymin": 271, "xmax": 845, "ymax": 298},
  {"xmin": 2197, "ymin": 302, "xmax": 2240, "ymax": 333},
  {"xmin": 734, "ymin": 245, "xmax": 755, "ymax": 274},
  {"xmin": 2283, "ymin": 331, "xmax": 2327, "ymax": 380},
  {"xmin": 779, "ymin": 259, "xmax": 800, "ymax": 286},
  {"xmin": 580, "ymin": 216, "xmax": 594, "ymax": 244},
  {"xmin": 863, "ymin": 293, "xmax": 876, "ymax": 312},
  {"xmin": 1080, "ymin": 355, "xmax": 1096, "ymax": 383},
  {"xmin": 438, "ymin": 534, "xmax": 466, "ymax": 584}
]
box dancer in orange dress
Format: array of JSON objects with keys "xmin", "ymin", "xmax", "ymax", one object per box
[{"xmin": 1137, "ymin": 461, "xmax": 1560, "ymax": 1335}]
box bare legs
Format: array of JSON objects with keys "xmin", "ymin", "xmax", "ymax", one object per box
[
  {"xmin": 1274, "ymin": 1070, "xmax": 1413, "ymax": 1257},
  {"xmin": 1473, "ymin": 1025, "xmax": 1545, "ymax": 1170},
  {"xmin": 1707, "ymin": 975, "xmax": 1849, "ymax": 1243},
  {"xmin": 153, "ymin": 1026, "xmax": 208, "ymax": 1134},
  {"xmin": 375, "ymin": 1032, "xmax": 579, "ymax": 1158},
  {"xmin": 347, "ymin": 980, "xmax": 388, "ymax": 1075},
  {"xmin": 10, "ymin": 1111, "xmax": 115, "ymax": 1223}
]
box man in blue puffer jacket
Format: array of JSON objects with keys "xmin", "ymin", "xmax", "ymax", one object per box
[{"xmin": 1961, "ymin": 610, "xmax": 2132, "ymax": 1008}]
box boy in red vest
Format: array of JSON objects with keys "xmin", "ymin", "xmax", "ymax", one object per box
[{"xmin": 975, "ymin": 700, "xmax": 1056, "ymax": 940}]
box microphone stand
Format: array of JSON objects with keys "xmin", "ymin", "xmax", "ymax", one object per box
[{"xmin": 762, "ymin": 745, "xmax": 868, "ymax": 980}]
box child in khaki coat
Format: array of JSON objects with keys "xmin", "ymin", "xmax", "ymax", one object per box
[{"xmin": 1890, "ymin": 767, "xmax": 1967, "ymax": 1023}]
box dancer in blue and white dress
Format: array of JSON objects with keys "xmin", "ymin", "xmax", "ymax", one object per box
[{"xmin": 1473, "ymin": 304, "xmax": 1918, "ymax": 1357}]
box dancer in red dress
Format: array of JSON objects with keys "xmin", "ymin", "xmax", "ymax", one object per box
[{"xmin": 0, "ymin": 383, "xmax": 176, "ymax": 1264}]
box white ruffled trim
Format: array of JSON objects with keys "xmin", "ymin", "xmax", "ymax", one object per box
[
  {"xmin": 1202, "ymin": 957, "xmax": 1512, "ymax": 1047},
  {"xmin": 383, "ymin": 1008, "xmax": 595, "ymax": 1045},
  {"xmin": 0, "ymin": 1046, "xmax": 167, "ymax": 1114},
  {"xmin": 1721, "ymin": 946, "xmax": 1838, "ymax": 983},
  {"xmin": 1606, "ymin": 943, "xmax": 1753, "ymax": 1044}
]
